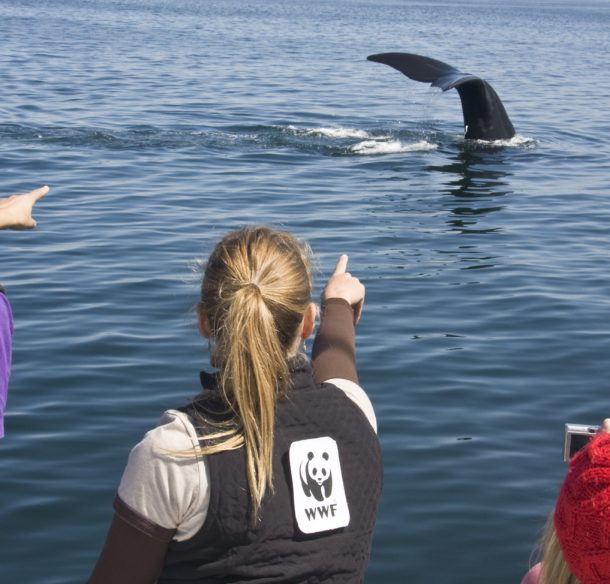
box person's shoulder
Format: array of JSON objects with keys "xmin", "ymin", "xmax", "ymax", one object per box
[
  {"xmin": 322, "ymin": 378, "xmax": 377, "ymax": 434},
  {"xmin": 119, "ymin": 408, "xmax": 207, "ymax": 503},
  {"xmin": 520, "ymin": 562, "xmax": 542, "ymax": 584},
  {"xmin": 134, "ymin": 409, "xmax": 201, "ymax": 456},
  {"xmin": 117, "ymin": 409, "xmax": 209, "ymax": 539},
  {"xmin": 158, "ymin": 408, "xmax": 195, "ymax": 431},
  {"xmin": 0, "ymin": 291, "xmax": 13, "ymax": 333},
  {"xmin": 0, "ymin": 290, "xmax": 10, "ymax": 309}
]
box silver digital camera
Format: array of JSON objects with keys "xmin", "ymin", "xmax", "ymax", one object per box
[{"xmin": 563, "ymin": 423, "xmax": 600, "ymax": 462}]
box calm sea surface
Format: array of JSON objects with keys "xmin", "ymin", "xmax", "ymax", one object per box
[{"xmin": 1, "ymin": 0, "xmax": 610, "ymax": 582}]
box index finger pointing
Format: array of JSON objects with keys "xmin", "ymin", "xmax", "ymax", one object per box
[
  {"xmin": 333, "ymin": 254, "xmax": 348, "ymax": 275},
  {"xmin": 30, "ymin": 186, "xmax": 50, "ymax": 202}
]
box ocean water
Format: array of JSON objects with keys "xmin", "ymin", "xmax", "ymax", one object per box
[{"xmin": 1, "ymin": 0, "xmax": 610, "ymax": 582}]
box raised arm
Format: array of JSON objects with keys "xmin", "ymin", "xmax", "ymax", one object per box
[
  {"xmin": 312, "ymin": 255, "xmax": 365, "ymax": 385},
  {"xmin": 0, "ymin": 186, "xmax": 49, "ymax": 230}
]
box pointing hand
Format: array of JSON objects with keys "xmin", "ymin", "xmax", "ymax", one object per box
[
  {"xmin": 322, "ymin": 255, "xmax": 365, "ymax": 325},
  {"xmin": 0, "ymin": 186, "xmax": 50, "ymax": 230}
]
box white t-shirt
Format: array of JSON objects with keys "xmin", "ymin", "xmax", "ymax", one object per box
[{"xmin": 117, "ymin": 378, "xmax": 377, "ymax": 542}]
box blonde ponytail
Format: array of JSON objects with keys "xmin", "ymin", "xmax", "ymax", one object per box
[
  {"xmin": 194, "ymin": 226, "xmax": 312, "ymax": 519},
  {"xmin": 536, "ymin": 514, "xmax": 581, "ymax": 584}
]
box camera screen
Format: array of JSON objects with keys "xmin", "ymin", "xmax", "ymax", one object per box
[{"xmin": 569, "ymin": 432, "xmax": 593, "ymax": 459}]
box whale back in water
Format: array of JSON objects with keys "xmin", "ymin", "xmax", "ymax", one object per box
[{"xmin": 367, "ymin": 52, "xmax": 515, "ymax": 141}]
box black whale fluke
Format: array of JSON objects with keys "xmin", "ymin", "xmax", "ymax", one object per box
[{"xmin": 367, "ymin": 52, "xmax": 515, "ymax": 141}]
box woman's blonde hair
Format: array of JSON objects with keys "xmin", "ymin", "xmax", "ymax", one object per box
[
  {"xmin": 195, "ymin": 226, "xmax": 312, "ymax": 520},
  {"xmin": 536, "ymin": 513, "xmax": 580, "ymax": 584}
]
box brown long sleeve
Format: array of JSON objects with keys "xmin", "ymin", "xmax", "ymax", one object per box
[
  {"xmin": 87, "ymin": 513, "xmax": 168, "ymax": 584},
  {"xmin": 311, "ymin": 298, "xmax": 358, "ymax": 385}
]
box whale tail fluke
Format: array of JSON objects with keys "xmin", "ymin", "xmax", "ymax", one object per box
[{"xmin": 367, "ymin": 52, "xmax": 515, "ymax": 141}]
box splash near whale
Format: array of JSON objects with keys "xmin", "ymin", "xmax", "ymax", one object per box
[{"xmin": 367, "ymin": 52, "xmax": 516, "ymax": 141}]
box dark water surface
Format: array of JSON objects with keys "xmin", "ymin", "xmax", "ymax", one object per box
[{"xmin": 1, "ymin": 0, "xmax": 610, "ymax": 582}]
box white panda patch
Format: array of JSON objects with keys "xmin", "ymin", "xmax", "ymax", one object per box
[
  {"xmin": 289, "ymin": 437, "xmax": 350, "ymax": 534},
  {"xmin": 300, "ymin": 450, "xmax": 332, "ymax": 501}
]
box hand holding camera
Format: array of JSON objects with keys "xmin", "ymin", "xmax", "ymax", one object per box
[{"xmin": 563, "ymin": 418, "xmax": 610, "ymax": 461}]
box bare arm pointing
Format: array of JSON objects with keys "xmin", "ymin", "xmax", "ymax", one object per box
[{"xmin": 0, "ymin": 186, "xmax": 50, "ymax": 230}]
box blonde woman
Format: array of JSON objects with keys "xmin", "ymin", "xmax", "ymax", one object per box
[
  {"xmin": 88, "ymin": 226, "xmax": 383, "ymax": 584},
  {"xmin": 521, "ymin": 420, "xmax": 610, "ymax": 584}
]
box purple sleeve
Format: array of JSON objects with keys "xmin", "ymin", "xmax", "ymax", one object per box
[{"xmin": 0, "ymin": 291, "xmax": 14, "ymax": 439}]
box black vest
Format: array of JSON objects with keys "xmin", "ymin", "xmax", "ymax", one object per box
[{"xmin": 158, "ymin": 357, "xmax": 383, "ymax": 584}]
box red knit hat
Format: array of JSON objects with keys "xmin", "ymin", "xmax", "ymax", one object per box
[{"xmin": 555, "ymin": 432, "xmax": 610, "ymax": 584}]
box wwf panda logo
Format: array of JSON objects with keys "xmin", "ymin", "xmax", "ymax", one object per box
[
  {"xmin": 289, "ymin": 437, "xmax": 350, "ymax": 534},
  {"xmin": 300, "ymin": 451, "xmax": 333, "ymax": 501}
]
